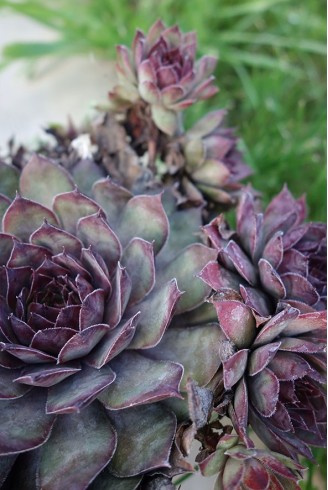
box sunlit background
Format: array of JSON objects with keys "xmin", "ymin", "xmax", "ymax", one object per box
[{"xmin": 0, "ymin": 1, "xmax": 326, "ymax": 488}]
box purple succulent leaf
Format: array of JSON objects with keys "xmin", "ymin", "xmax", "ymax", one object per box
[
  {"xmin": 233, "ymin": 378, "xmax": 249, "ymax": 443},
  {"xmin": 85, "ymin": 313, "xmax": 140, "ymax": 369},
  {"xmin": 5, "ymin": 266, "xmax": 31, "ymax": 310},
  {"xmin": 184, "ymin": 138, "xmax": 205, "ymax": 168},
  {"xmin": 151, "ymin": 105, "xmax": 180, "ymax": 135},
  {"xmin": 223, "ymin": 349, "xmax": 249, "ymax": 389},
  {"xmin": 30, "ymin": 327, "xmax": 76, "ymax": 355},
  {"xmin": 52, "ymin": 250, "xmax": 91, "ymax": 281},
  {"xmin": 40, "ymin": 401, "xmax": 116, "ymax": 490},
  {"xmin": 121, "ymin": 238, "xmax": 155, "ymax": 306},
  {"xmin": 161, "ymin": 25, "xmax": 182, "ymax": 46},
  {"xmin": 30, "ymin": 220, "xmax": 82, "ymax": 257},
  {"xmin": 53, "ymin": 189, "xmax": 101, "ymax": 234},
  {"xmin": 240, "ymin": 285, "xmax": 273, "ymax": 318},
  {"xmin": 132, "ymin": 29, "xmax": 145, "ymax": 68},
  {"xmin": 0, "ymin": 161, "xmax": 19, "ymax": 198},
  {"xmin": 253, "ymin": 307, "xmax": 299, "ymax": 348},
  {"xmin": 0, "ymin": 233, "xmax": 15, "ymax": 265},
  {"xmin": 70, "ymin": 157, "xmax": 107, "ymax": 197},
  {"xmin": 99, "ymin": 351, "xmax": 183, "ymax": 409},
  {"xmin": 187, "ymin": 110, "xmax": 226, "ymax": 139},
  {"xmin": 7, "ymin": 240, "xmax": 50, "ymax": 269},
  {"xmin": 146, "ymin": 324, "xmax": 224, "ymax": 390},
  {"xmin": 213, "ymin": 300, "xmax": 256, "ymax": 348},
  {"xmin": 46, "ymin": 364, "xmax": 116, "ymax": 414},
  {"xmin": 204, "ymin": 134, "xmax": 234, "ymax": 160},
  {"xmin": 54, "ymin": 304, "xmax": 80, "ymax": 330},
  {"xmin": 258, "ymin": 258, "xmax": 286, "ymax": 299},
  {"xmin": 0, "ymin": 367, "xmax": 31, "ymax": 399},
  {"xmin": 103, "ymin": 264, "xmax": 131, "ymax": 328},
  {"xmin": 282, "ymin": 224, "xmax": 309, "ymax": 250},
  {"xmin": 108, "ymin": 404, "xmax": 176, "ymax": 477},
  {"xmin": 248, "ymin": 342, "xmax": 281, "ymax": 376},
  {"xmin": 242, "ymin": 458, "xmax": 270, "ymax": 490},
  {"xmin": 248, "ymin": 368, "xmax": 279, "ymax": 417},
  {"xmin": 92, "ymin": 178, "xmax": 132, "ymax": 227},
  {"xmin": 9, "ymin": 315, "xmax": 35, "ymax": 345},
  {"xmin": 19, "ymin": 154, "xmax": 75, "ymax": 208},
  {"xmin": 168, "ymin": 98, "xmax": 197, "ymax": 111},
  {"xmin": 117, "ymin": 193, "xmax": 168, "ymax": 254},
  {"xmin": 2, "ymin": 194, "xmax": 59, "ymax": 242},
  {"xmin": 139, "ymin": 81, "xmax": 161, "ymax": 104},
  {"xmin": 138, "ymin": 59, "xmax": 157, "ymax": 84},
  {"xmin": 0, "ymin": 389, "xmax": 56, "ymax": 455},
  {"xmin": 78, "ymin": 288, "xmax": 105, "ymax": 330},
  {"xmin": 162, "ymin": 85, "xmax": 185, "ymax": 105},
  {"xmin": 116, "ymin": 45, "xmax": 137, "ymax": 83},
  {"xmin": 282, "ymin": 310, "xmax": 326, "ymax": 336},
  {"xmin": 189, "ymin": 77, "xmax": 219, "ymax": 101},
  {"xmin": 77, "ymin": 213, "xmax": 122, "ymax": 270},
  {"xmin": 157, "ymin": 243, "xmax": 217, "ymax": 314},
  {"xmin": 263, "ymin": 185, "xmax": 303, "ymax": 240},
  {"xmin": 198, "ymin": 434, "xmax": 239, "ymax": 476},
  {"xmin": 279, "ymin": 337, "xmax": 326, "ymax": 354},
  {"xmin": 90, "ymin": 471, "xmax": 142, "ymax": 490},
  {"xmin": 81, "ymin": 248, "xmax": 111, "ymax": 294},
  {"xmin": 267, "ymin": 352, "xmax": 312, "ymax": 381},
  {"xmin": 221, "ymin": 456, "xmax": 244, "ymax": 489},
  {"xmin": 256, "ymin": 451, "xmax": 304, "ymax": 480},
  {"xmin": 224, "ymin": 240, "xmax": 257, "ymax": 286},
  {"xmin": 128, "ymin": 279, "xmax": 182, "ymax": 349},
  {"xmin": 145, "ymin": 20, "xmax": 166, "ymax": 49},
  {"xmin": 157, "ymin": 65, "xmax": 179, "ymax": 89},
  {"xmin": 75, "ymin": 274, "xmax": 94, "ymax": 302},
  {"xmin": 0, "ymin": 343, "xmax": 56, "ymax": 363},
  {"xmin": 192, "ymin": 159, "xmax": 231, "ymax": 187},
  {"xmin": 278, "ymin": 249, "xmax": 308, "ymax": 276},
  {"xmin": 186, "ymin": 378, "xmax": 213, "ymax": 429},
  {"xmin": 281, "ymin": 273, "xmax": 319, "ymax": 306},
  {"xmin": 57, "ymin": 323, "xmax": 109, "ymax": 363},
  {"xmin": 14, "ymin": 363, "xmax": 81, "ymax": 387},
  {"xmin": 262, "ymin": 231, "xmax": 284, "ymax": 269},
  {"xmin": 199, "ymin": 260, "xmax": 242, "ymax": 291},
  {"xmin": 0, "ymin": 196, "xmax": 11, "ymax": 228},
  {"xmin": 269, "ymin": 401, "xmax": 293, "ymax": 432}
]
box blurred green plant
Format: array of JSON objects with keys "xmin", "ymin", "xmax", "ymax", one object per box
[{"xmin": 0, "ymin": 1, "xmax": 326, "ymax": 488}]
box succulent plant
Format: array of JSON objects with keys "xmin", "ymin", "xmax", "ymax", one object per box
[
  {"xmin": 0, "ymin": 154, "xmax": 222, "ymax": 489},
  {"xmin": 109, "ymin": 19, "xmax": 218, "ymax": 135},
  {"xmin": 198, "ymin": 187, "xmax": 327, "ymax": 467},
  {"xmin": 198, "ymin": 434, "xmax": 305, "ymax": 490},
  {"xmin": 200, "ymin": 186, "xmax": 327, "ymax": 316}
]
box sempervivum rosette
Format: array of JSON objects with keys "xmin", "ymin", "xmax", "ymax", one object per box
[
  {"xmin": 178, "ymin": 110, "xmax": 252, "ymax": 207},
  {"xmin": 198, "ymin": 434, "xmax": 304, "ymax": 490},
  {"xmin": 0, "ymin": 155, "xmax": 220, "ymax": 489},
  {"xmin": 200, "ymin": 186, "xmax": 327, "ymax": 316},
  {"xmin": 208, "ymin": 295, "xmax": 326, "ymax": 461},
  {"xmin": 109, "ymin": 19, "xmax": 218, "ymax": 135}
]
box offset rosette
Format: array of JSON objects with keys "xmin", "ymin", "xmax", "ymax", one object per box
[
  {"xmin": 179, "ymin": 110, "xmax": 252, "ymax": 206},
  {"xmin": 200, "ymin": 186, "xmax": 327, "ymax": 315},
  {"xmin": 207, "ymin": 297, "xmax": 326, "ymax": 461},
  {"xmin": 0, "ymin": 155, "xmax": 219, "ymax": 489},
  {"xmin": 109, "ymin": 19, "xmax": 218, "ymax": 135},
  {"xmin": 199, "ymin": 434, "xmax": 304, "ymax": 490}
]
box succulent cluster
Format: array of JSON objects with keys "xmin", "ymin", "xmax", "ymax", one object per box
[{"xmin": 0, "ymin": 19, "xmax": 326, "ymax": 490}]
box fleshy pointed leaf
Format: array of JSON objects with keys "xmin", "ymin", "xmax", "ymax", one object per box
[
  {"xmin": 223, "ymin": 349, "xmax": 248, "ymax": 390},
  {"xmin": 31, "ymin": 220, "xmax": 82, "ymax": 257},
  {"xmin": 259, "ymin": 258, "xmax": 286, "ymax": 299},
  {"xmin": 117, "ymin": 194, "xmax": 168, "ymax": 254},
  {"xmin": 3, "ymin": 195, "xmax": 58, "ymax": 241},
  {"xmin": 213, "ymin": 300, "xmax": 256, "ymax": 349},
  {"xmin": 253, "ymin": 307, "xmax": 299, "ymax": 347},
  {"xmin": 128, "ymin": 279, "xmax": 182, "ymax": 349},
  {"xmin": 0, "ymin": 389, "xmax": 55, "ymax": 455},
  {"xmin": 92, "ymin": 179, "xmax": 132, "ymax": 227},
  {"xmin": 121, "ymin": 238, "xmax": 155, "ymax": 306},
  {"xmin": 40, "ymin": 402, "xmax": 116, "ymax": 490},
  {"xmin": 0, "ymin": 367, "xmax": 31, "ymax": 399},
  {"xmin": 14, "ymin": 363, "xmax": 81, "ymax": 387},
  {"xmin": 248, "ymin": 342, "xmax": 281, "ymax": 376},
  {"xmin": 58, "ymin": 323, "xmax": 109, "ymax": 363},
  {"xmin": 53, "ymin": 189, "xmax": 101, "ymax": 234},
  {"xmin": 108, "ymin": 404, "xmax": 176, "ymax": 477},
  {"xmin": 46, "ymin": 364, "xmax": 116, "ymax": 414},
  {"xmin": 20, "ymin": 154, "xmax": 74, "ymax": 207},
  {"xmin": 248, "ymin": 368, "xmax": 279, "ymax": 417},
  {"xmin": 0, "ymin": 161, "xmax": 19, "ymax": 199},
  {"xmin": 282, "ymin": 311, "xmax": 326, "ymax": 336},
  {"xmin": 99, "ymin": 351, "xmax": 183, "ymax": 409},
  {"xmin": 151, "ymin": 105, "xmax": 179, "ymax": 136}
]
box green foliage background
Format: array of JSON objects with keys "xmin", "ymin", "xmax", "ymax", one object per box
[{"xmin": 0, "ymin": 1, "xmax": 326, "ymax": 487}]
